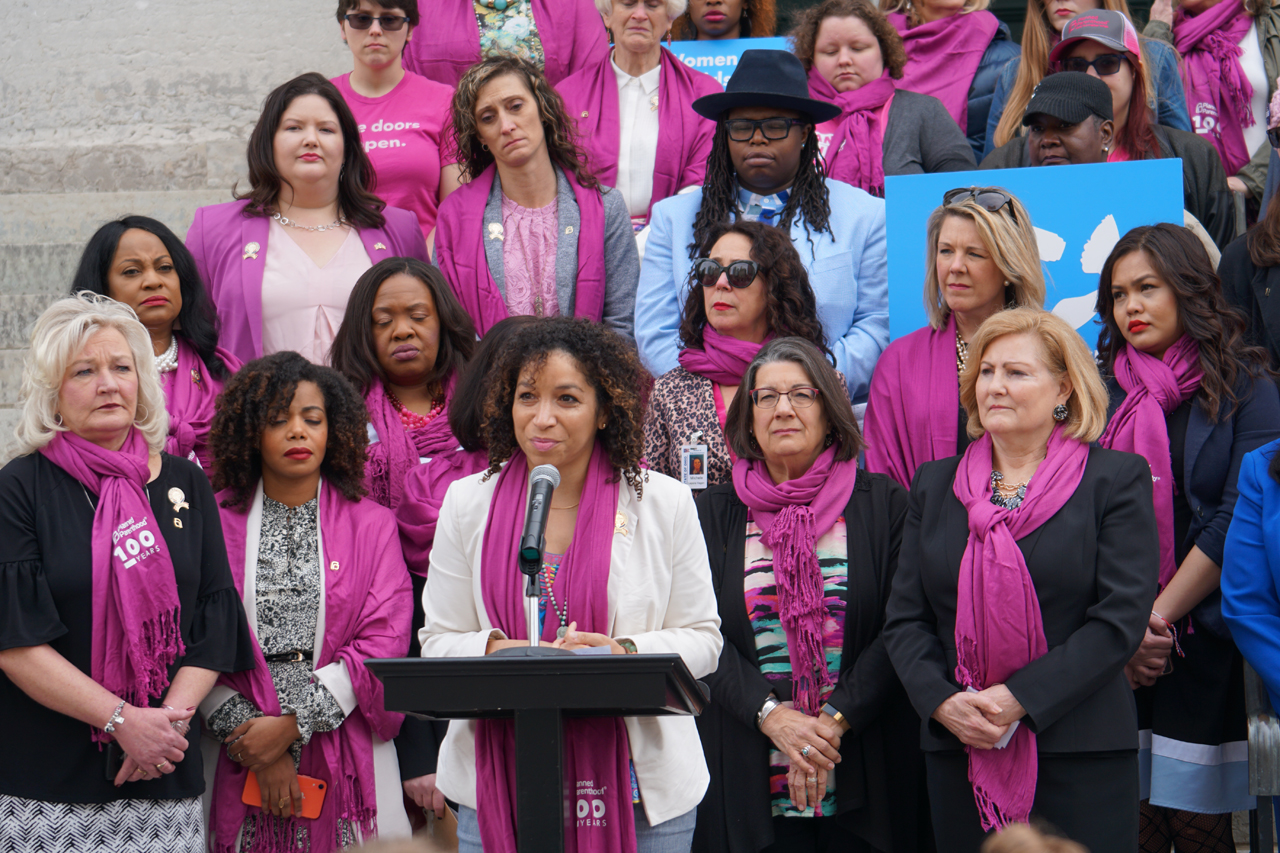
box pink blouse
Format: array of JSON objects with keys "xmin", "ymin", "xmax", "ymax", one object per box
[
  {"xmin": 260, "ymin": 220, "xmax": 372, "ymax": 363},
  {"xmin": 500, "ymin": 194, "xmax": 560, "ymax": 318}
]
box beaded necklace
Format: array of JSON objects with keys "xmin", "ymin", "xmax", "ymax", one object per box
[{"xmin": 385, "ymin": 387, "xmax": 443, "ymax": 430}]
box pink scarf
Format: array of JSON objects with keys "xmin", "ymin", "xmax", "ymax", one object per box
[
  {"xmin": 395, "ymin": 447, "xmax": 489, "ymax": 577},
  {"xmin": 1098, "ymin": 336, "xmax": 1203, "ymax": 589},
  {"xmin": 164, "ymin": 337, "xmax": 239, "ymax": 474},
  {"xmin": 731, "ymin": 446, "xmax": 860, "ymax": 715},
  {"xmin": 364, "ymin": 379, "xmax": 460, "ymax": 510},
  {"xmin": 434, "ymin": 164, "xmax": 607, "ymax": 336},
  {"xmin": 476, "ymin": 445, "xmax": 635, "ymax": 853},
  {"xmin": 864, "ymin": 316, "xmax": 960, "ymax": 489},
  {"xmin": 889, "ymin": 10, "xmax": 998, "ymax": 130},
  {"xmin": 1174, "ymin": 0, "xmax": 1256, "ymax": 176},
  {"xmin": 677, "ymin": 328, "xmax": 774, "ymax": 386},
  {"xmin": 211, "ymin": 481, "xmax": 411, "ymax": 853},
  {"xmin": 951, "ymin": 427, "xmax": 1089, "ymax": 830},
  {"xmin": 40, "ymin": 429, "xmax": 183, "ymax": 739},
  {"xmin": 557, "ymin": 47, "xmax": 719, "ymax": 223},
  {"xmin": 807, "ymin": 68, "xmax": 895, "ymax": 197}
]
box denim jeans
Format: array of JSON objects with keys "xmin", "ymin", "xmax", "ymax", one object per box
[{"xmin": 458, "ymin": 803, "xmax": 696, "ymax": 853}]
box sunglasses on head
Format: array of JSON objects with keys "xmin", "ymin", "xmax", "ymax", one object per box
[
  {"xmin": 692, "ymin": 257, "xmax": 761, "ymax": 289},
  {"xmin": 344, "ymin": 13, "xmax": 412, "ymax": 30},
  {"xmin": 943, "ymin": 187, "xmax": 1016, "ymax": 218},
  {"xmin": 1058, "ymin": 53, "xmax": 1128, "ymax": 76}
]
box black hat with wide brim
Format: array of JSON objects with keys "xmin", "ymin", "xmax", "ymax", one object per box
[{"xmin": 691, "ymin": 49, "xmax": 841, "ymax": 124}]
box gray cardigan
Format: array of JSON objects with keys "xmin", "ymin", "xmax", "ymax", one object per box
[
  {"xmin": 882, "ymin": 89, "xmax": 976, "ymax": 176},
  {"xmin": 482, "ymin": 164, "xmax": 639, "ymax": 343}
]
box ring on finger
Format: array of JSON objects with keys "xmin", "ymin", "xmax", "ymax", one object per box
[
  {"xmin": 800, "ymin": 744, "xmax": 812, "ymax": 758},
  {"xmin": 278, "ymin": 797, "xmax": 289, "ymax": 810}
]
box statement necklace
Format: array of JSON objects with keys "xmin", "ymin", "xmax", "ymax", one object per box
[
  {"xmin": 477, "ymin": 0, "xmax": 522, "ymax": 9},
  {"xmin": 955, "ymin": 331, "xmax": 969, "ymax": 374},
  {"xmin": 154, "ymin": 335, "xmax": 179, "ymax": 374},
  {"xmin": 272, "ymin": 211, "xmax": 347, "ymax": 232},
  {"xmin": 989, "ymin": 470, "xmax": 1028, "ymax": 511}
]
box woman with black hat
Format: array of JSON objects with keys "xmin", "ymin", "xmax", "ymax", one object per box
[{"xmin": 635, "ymin": 49, "xmax": 888, "ymax": 411}]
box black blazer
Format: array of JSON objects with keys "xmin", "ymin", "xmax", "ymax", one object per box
[
  {"xmin": 1219, "ymin": 234, "xmax": 1280, "ymax": 371},
  {"xmin": 884, "ymin": 447, "xmax": 1159, "ymax": 754},
  {"xmin": 693, "ymin": 471, "xmax": 928, "ymax": 853}
]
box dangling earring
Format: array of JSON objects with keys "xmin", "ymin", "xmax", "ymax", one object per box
[
  {"xmin": 135, "ymin": 402, "xmax": 150, "ymax": 423},
  {"xmin": 53, "ymin": 412, "xmax": 63, "ymax": 427},
  {"xmin": 481, "ymin": 143, "xmax": 489, "ymax": 152},
  {"xmin": 824, "ymin": 432, "xmax": 835, "ymax": 448},
  {"xmin": 607, "ymin": 27, "xmax": 614, "ymax": 45},
  {"xmin": 1004, "ymin": 281, "xmax": 1015, "ymax": 308},
  {"xmin": 1053, "ymin": 403, "xmax": 1068, "ymax": 422}
]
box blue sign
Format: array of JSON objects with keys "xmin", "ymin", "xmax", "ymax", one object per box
[
  {"xmin": 883, "ymin": 160, "xmax": 1186, "ymax": 349},
  {"xmin": 668, "ymin": 36, "xmax": 791, "ymax": 88}
]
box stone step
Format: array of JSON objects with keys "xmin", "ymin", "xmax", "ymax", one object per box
[
  {"xmin": 0, "ymin": 140, "xmax": 248, "ymax": 195},
  {"xmin": 0, "ymin": 189, "xmax": 229, "ymax": 245}
]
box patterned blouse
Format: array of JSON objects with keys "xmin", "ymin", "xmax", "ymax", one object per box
[
  {"xmin": 502, "ymin": 193, "xmax": 560, "ymax": 318},
  {"xmin": 475, "ymin": 1, "xmax": 545, "ymax": 68},
  {"xmin": 643, "ymin": 367, "xmax": 735, "ymax": 489},
  {"xmin": 744, "ymin": 516, "xmax": 849, "ymax": 819}
]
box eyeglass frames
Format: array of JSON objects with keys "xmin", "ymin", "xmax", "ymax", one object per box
[
  {"xmin": 749, "ymin": 387, "xmax": 821, "ymax": 408},
  {"xmin": 723, "ymin": 117, "xmax": 807, "ymax": 142},
  {"xmin": 343, "ymin": 13, "xmax": 412, "ymax": 30}
]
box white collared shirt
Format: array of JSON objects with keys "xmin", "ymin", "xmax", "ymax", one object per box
[{"xmin": 612, "ymin": 52, "xmax": 662, "ymax": 217}]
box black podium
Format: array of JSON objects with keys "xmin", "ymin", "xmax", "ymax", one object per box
[{"xmin": 366, "ymin": 654, "xmax": 708, "ymax": 853}]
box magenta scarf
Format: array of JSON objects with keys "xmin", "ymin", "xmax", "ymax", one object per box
[
  {"xmin": 951, "ymin": 427, "xmax": 1089, "ymax": 830},
  {"xmin": 558, "ymin": 47, "xmax": 719, "ymax": 223},
  {"xmin": 364, "ymin": 378, "xmax": 460, "ymax": 510},
  {"xmin": 211, "ymin": 480, "xmax": 411, "ymax": 853},
  {"xmin": 864, "ymin": 316, "xmax": 960, "ymax": 488},
  {"xmin": 164, "ymin": 337, "xmax": 239, "ymax": 474},
  {"xmin": 434, "ymin": 164, "xmax": 607, "ymax": 336},
  {"xmin": 731, "ymin": 446, "xmax": 860, "ymax": 715},
  {"xmin": 476, "ymin": 445, "xmax": 635, "ymax": 853},
  {"xmin": 808, "ymin": 68, "xmax": 895, "ymax": 196},
  {"xmin": 1175, "ymin": 0, "xmax": 1256, "ymax": 175},
  {"xmin": 889, "ymin": 10, "xmax": 998, "ymax": 129},
  {"xmin": 1098, "ymin": 336, "xmax": 1203, "ymax": 589},
  {"xmin": 677, "ymin": 328, "xmax": 774, "ymax": 386},
  {"xmin": 40, "ymin": 428, "xmax": 183, "ymax": 739},
  {"xmin": 395, "ymin": 447, "xmax": 489, "ymax": 577}
]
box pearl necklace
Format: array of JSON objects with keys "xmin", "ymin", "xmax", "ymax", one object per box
[
  {"xmin": 155, "ymin": 335, "xmax": 179, "ymax": 374},
  {"xmin": 272, "ymin": 211, "xmax": 347, "ymax": 232},
  {"xmin": 955, "ymin": 331, "xmax": 969, "ymax": 374}
]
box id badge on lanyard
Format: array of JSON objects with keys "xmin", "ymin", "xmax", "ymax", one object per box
[{"xmin": 680, "ymin": 430, "xmax": 709, "ymax": 490}]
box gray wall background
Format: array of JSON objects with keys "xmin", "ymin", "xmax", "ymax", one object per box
[{"xmin": 0, "ymin": 1, "xmax": 352, "ymax": 461}]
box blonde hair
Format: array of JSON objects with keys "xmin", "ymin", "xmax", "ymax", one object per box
[
  {"xmin": 981, "ymin": 823, "xmax": 1088, "ymax": 853},
  {"xmin": 15, "ymin": 292, "xmax": 169, "ymax": 456},
  {"xmin": 879, "ymin": 0, "xmax": 989, "ymax": 23},
  {"xmin": 924, "ymin": 189, "xmax": 1046, "ymax": 329},
  {"xmin": 594, "ymin": 0, "xmax": 687, "ymax": 18},
  {"xmin": 959, "ymin": 307, "xmax": 1108, "ymax": 442}
]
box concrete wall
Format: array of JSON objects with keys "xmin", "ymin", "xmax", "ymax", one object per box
[{"xmin": 0, "ymin": 2, "xmax": 351, "ymax": 460}]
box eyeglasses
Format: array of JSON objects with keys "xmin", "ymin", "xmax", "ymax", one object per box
[
  {"xmin": 943, "ymin": 187, "xmax": 1016, "ymax": 217},
  {"xmin": 750, "ymin": 387, "xmax": 821, "ymax": 408},
  {"xmin": 344, "ymin": 13, "xmax": 412, "ymax": 30},
  {"xmin": 692, "ymin": 257, "xmax": 761, "ymax": 289},
  {"xmin": 723, "ymin": 117, "xmax": 807, "ymax": 142},
  {"xmin": 1058, "ymin": 53, "xmax": 1128, "ymax": 76}
]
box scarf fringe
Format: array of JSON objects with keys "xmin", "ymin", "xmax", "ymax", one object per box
[
  {"xmin": 92, "ymin": 608, "xmax": 184, "ymax": 744},
  {"xmin": 1207, "ymin": 32, "xmax": 1255, "ymax": 124},
  {"xmin": 971, "ymin": 781, "xmax": 1021, "ymax": 833},
  {"xmin": 766, "ymin": 505, "xmax": 835, "ymax": 716},
  {"xmin": 365, "ymin": 446, "xmax": 392, "ymax": 509}
]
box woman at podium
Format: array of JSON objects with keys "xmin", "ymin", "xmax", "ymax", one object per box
[{"xmin": 420, "ymin": 317, "xmax": 723, "ymax": 853}]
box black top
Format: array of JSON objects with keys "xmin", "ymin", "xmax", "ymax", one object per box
[
  {"xmin": 693, "ymin": 471, "xmax": 928, "ymax": 853},
  {"xmin": 1167, "ymin": 399, "xmax": 1194, "ymax": 566},
  {"xmin": 0, "ymin": 451, "xmax": 254, "ymax": 803},
  {"xmin": 956, "ymin": 403, "xmax": 973, "ymax": 457},
  {"xmin": 884, "ymin": 446, "xmax": 1159, "ymax": 755}
]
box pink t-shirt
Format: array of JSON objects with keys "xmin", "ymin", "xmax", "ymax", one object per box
[{"xmin": 332, "ymin": 71, "xmax": 455, "ymax": 240}]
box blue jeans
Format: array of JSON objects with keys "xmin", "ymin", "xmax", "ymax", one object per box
[{"xmin": 458, "ymin": 803, "xmax": 696, "ymax": 853}]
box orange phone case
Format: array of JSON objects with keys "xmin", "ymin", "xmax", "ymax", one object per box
[{"xmin": 241, "ymin": 770, "xmax": 326, "ymax": 819}]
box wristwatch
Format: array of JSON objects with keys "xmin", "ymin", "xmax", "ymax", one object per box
[
  {"xmin": 821, "ymin": 702, "xmax": 846, "ymax": 728},
  {"xmin": 757, "ymin": 695, "xmax": 781, "ymax": 730}
]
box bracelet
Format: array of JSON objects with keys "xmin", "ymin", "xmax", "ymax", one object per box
[
  {"xmin": 163, "ymin": 706, "xmax": 191, "ymax": 735},
  {"xmin": 821, "ymin": 702, "xmax": 846, "ymax": 727},
  {"xmin": 1152, "ymin": 611, "xmax": 1185, "ymax": 658},
  {"xmin": 103, "ymin": 700, "xmax": 126, "ymax": 735},
  {"xmin": 757, "ymin": 695, "xmax": 781, "ymax": 730},
  {"xmin": 616, "ymin": 638, "xmax": 638, "ymax": 655}
]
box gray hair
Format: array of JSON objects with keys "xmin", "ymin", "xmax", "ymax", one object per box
[
  {"xmin": 15, "ymin": 292, "xmax": 169, "ymax": 456},
  {"xmin": 595, "ymin": 0, "xmax": 689, "ymax": 21}
]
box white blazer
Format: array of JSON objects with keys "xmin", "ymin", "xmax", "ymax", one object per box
[{"xmin": 420, "ymin": 469, "xmax": 723, "ymax": 826}]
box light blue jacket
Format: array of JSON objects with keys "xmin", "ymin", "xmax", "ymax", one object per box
[{"xmin": 635, "ymin": 179, "xmax": 888, "ymax": 404}]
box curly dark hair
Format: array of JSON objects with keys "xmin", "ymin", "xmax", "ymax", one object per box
[
  {"xmin": 71, "ymin": 215, "xmax": 231, "ymax": 381},
  {"xmin": 679, "ymin": 220, "xmax": 828, "ymax": 355},
  {"xmin": 690, "ymin": 121, "xmax": 832, "ymax": 260},
  {"xmin": 210, "ymin": 351, "xmax": 370, "ymax": 509},
  {"xmin": 1096, "ymin": 224, "xmax": 1271, "ymax": 423},
  {"xmin": 446, "ymin": 55, "xmax": 598, "ymax": 190},
  {"xmin": 449, "ymin": 316, "xmax": 539, "ymax": 452},
  {"xmin": 235, "ymin": 73, "xmax": 386, "ymax": 230},
  {"xmin": 789, "ymin": 0, "xmax": 907, "ymax": 78},
  {"xmin": 673, "ymin": 0, "xmax": 776, "ymax": 38},
  {"xmin": 329, "ymin": 257, "xmax": 477, "ymax": 396},
  {"xmin": 481, "ymin": 318, "xmax": 646, "ymax": 494}
]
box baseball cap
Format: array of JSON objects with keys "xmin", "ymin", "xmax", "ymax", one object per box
[{"xmin": 1049, "ymin": 9, "xmax": 1142, "ymax": 65}]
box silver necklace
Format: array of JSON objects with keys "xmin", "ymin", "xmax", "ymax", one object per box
[
  {"xmin": 154, "ymin": 335, "xmax": 179, "ymax": 374},
  {"xmin": 272, "ymin": 211, "xmax": 347, "ymax": 232}
]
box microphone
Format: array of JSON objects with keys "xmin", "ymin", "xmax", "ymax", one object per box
[{"xmin": 519, "ymin": 464, "xmax": 560, "ymax": 577}]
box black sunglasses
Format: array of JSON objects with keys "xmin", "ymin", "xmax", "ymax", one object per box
[
  {"xmin": 344, "ymin": 13, "xmax": 412, "ymax": 30},
  {"xmin": 723, "ymin": 117, "xmax": 807, "ymax": 142},
  {"xmin": 1058, "ymin": 53, "xmax": 1128, "ymax": 77},
  {"xmin": 692, "ymin": 257, "xmax": 761, "ymax": 289},
  {"xmin": 943, "ymin": 187, "xmax": 1016, "ymax": 218},
  {"xmin": 1268, "ymin": 125, "xmax": 1280, "ymax": 149}
]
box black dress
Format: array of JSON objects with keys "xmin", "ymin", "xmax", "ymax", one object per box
[{"xmin": 0, "ymin": 451, "xmax": 254, "ymax": 805}]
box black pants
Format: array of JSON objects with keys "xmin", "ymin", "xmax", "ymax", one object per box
[
  {"xmin": 926, "ymin": 750, "xmax": 1138, "ymax": 853},
  {"xmin": 760, "ymin": 815, "xmax": 874, "ymax": 853}
]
